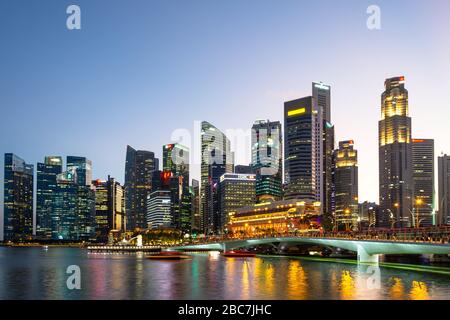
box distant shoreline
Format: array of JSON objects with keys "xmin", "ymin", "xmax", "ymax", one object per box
[{"xmin": 0, "ymin": 243, "xmax": 87, "ymax": 248}]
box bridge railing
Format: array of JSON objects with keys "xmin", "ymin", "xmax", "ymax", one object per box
[{"xmin": 187, "ymin": 227, "xmax": 450, "ymax": 246}]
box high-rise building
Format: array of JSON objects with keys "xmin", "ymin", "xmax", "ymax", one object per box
[
  {"xmin": 190, "ymin": 179, "xmax": 201, "ymax": 232},
  {"xmin": 3, "ymin": 153, "xmax": 34, "ymax": 242},
  {"xmin": 163, "ymin": 143, "xmax": 189, "ymax": 178},
  {"xmin": 146, "ymin": 190, "xmax": 172, "ymax": 229},
  {"xmin": 358, "ymin": 201, "xmax": 378, "ymax": 230},
  {"xmin": 313, "ymin": 82, "xmax": 335, "ymax": 218},
  {"xmin": 251, "ymin": 120, "xmax": 282, "ymax": 203},
  {"xmin": 36, "ymin": 156, "xmax": 63, "ymax": 239},
  {"xmin": 66, "ymin": 156, "xmax": 96, "ymax": 240},
  {"xmin": 52, "ymin": 170, "xmax": 78, "ymax": 240},
  {"xmin": 412, "ymin": 139, "xmax": 435, "ymax": 227},
  {"xmin": 284, "ymin": 97, "xmax": 321, "ymax": 202},
  {"xmin": 378, "ymin": 76, "xmax": 413, "ymax": 228},
  {"xmin": 124, "ymin": 146, "xmax": 159, "ymax": 230},
  {"xmin": 438, "ymin": 154, "xmax": 450, "ymax": 225},
  {"xmin": 75, "ymin": 182, "xmax": 96, "ymax": 241},
  {"xmin": 234, "ymin": 165, "xmax": 254, "ymax": 174},
  {"xmin": 333, "ymin": 140, "xmax": 358, "ymax": 231},
  {"xmin": 67, "ymin": 156, "xmax": 92, "ymax": 186},
  {"xmin": 92, "ymin": 176, "xmax": 126, "ymax": 242},
  {"xmin": 162, "ymin": 143, "xmax": 191, "ymax": 233},
  {"xmin": 218, "ymin": 173, "xmax": 256, "ymax": 233},
  {"xmin": 201, "ymin": 121, "xmax": 233, "ymax": 234}
]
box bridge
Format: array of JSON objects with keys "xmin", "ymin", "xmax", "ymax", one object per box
[{"xmin": 171, "ymin": 232, "xmax": 450, "ymax": 264}]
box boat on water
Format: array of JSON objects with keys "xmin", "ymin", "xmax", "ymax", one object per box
[
  {"xmin": 146, "ymin": 251, "xmax": 191, "ymax": 260},
  {"xmin": 222, "ymin": 250, "xmax": 256, "ymax": 258}
]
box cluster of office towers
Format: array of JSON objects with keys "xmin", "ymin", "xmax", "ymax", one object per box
[{"xmin": 3, "ymin": 77, "xmax": 450, "ymax": 241}]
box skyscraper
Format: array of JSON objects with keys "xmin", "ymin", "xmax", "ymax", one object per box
[
  {"xmin": 124, "ymin": 145, "xmax": 159, "ymax": 231},
  {"xmin": 52, "ymin": 170, "xmax": 78, "ymax": 240},
  {"xmin": 412, "ymin": 139, "xmax": 435, "ymax": 227},
  {"xmin": 67, "ymin": 156, "xmax": 92, "ymax": 186},
  {"xmin": 251, "ymin": 120, "xmax": 282, "ymax": 203},
  {"xmin": 66, "ymin": 156, "xmax": 96, "ymax": 240},
  {"xmin": 93, "ymin": 176, "xmax": 126, "ymax": 242},
  {"xmin": 333, "ymin": 140, "xmax": 358, "ymax": 231},
  {"xmin": 234, "ymin": 165, "xmax": 254, "ymax": 174},
  {"xmin": 162, "ymin": 143, "xmax": 191, "ymax": 233},
  {"xmin": 190, "ymin": 179, "xmax": 201, "ymax": 232},
  {"xmin": 313, "ymin": 82, "xmax": 335, "ymax": 217},
  {"xmin": 438, "ymin": 154, "xmax": 450, "ymax": 225},
  {"xmin": 36, "ymin": 156, "xmax": 63, "ymax": 239},
  {"xmin": 163, "ymin": 143, "xmax": 189, "ymax": 179},
  {"xmin": 146, "ymin": 190, "xmax": 172, "ymax": 229},
  {"xmin": 378, "ymin": 76, "xmax": 413, "ymax": 228},
  {"xmin": 200, "ymin": 121, "xmax": 233, "ymax": 234},
  {"xmin": 218, "ymin": 173, "xmax": 256, "ymax": 233},
  {"xmin": 284, "ymin": 96, "xmax": 321, "ymax": 202},
  {"xmin": 3, "ymin": 153, "xmax": 34, "ymax": 241}
]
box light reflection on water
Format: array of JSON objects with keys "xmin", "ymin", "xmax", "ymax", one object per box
[{"xmin": 0, "ymin": 247, "xmax": 449, "ymax": 300}]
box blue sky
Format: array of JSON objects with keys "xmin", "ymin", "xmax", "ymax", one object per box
[{"xmin": 1, "ymin": 0, "xmax": 450, "ymax": 236}]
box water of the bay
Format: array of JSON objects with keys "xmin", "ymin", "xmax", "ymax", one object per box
[{"xmin": 0, "ymin": 247, "xmax": 449, "ymax": 300}]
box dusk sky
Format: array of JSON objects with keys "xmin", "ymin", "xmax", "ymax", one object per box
[{"xmin": 1, "ymin": 0, "xmax": 450, "ymax": 235}]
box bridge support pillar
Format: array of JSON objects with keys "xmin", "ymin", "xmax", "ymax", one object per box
[{"xmin": 357, "ymin": 246, "xmax": 379, "ymax": 264}]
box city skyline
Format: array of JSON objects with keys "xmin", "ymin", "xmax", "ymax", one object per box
[{"xmin": 1, "ymin": 1, "xmax": 450, "ymax": 237}]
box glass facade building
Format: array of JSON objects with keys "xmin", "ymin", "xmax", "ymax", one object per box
[
  {"xmin": 251, "ymin": 120, "xmax": 282, "ymax": 203},
  {"xmin": 200, "ymin": 121, "xmax": 233, "ymax": 234},
  {"xmin": 378, "ymin": 76, "xmax": 413, "ymax": 228},
  {"xmin": 218, "ymin": 173, "xmax": 256, "ymax": 233},
  {"xmin": 333, "ymin": 140, "xmax": 358, "ymax": 231},
  {"xmin": 284, "ymin": 97, "xmax": 321, "ymax": 202},
  {"xmin": 412, "ymin": 139, "xmax": 435, "ymax": 227},
  {"xmin": 93, "ymin": 176, "xmax": 125, "ymax": 242},
  {"xmin": 36, "ymin": 156, "xmax": 63, "ymax": 239},
  {"xmin": 438, "ymin": 154, "xmax": 450, "ymax": 225},
  {"xmin": 3, "ymin": 153, "xmax": 34, "ymax": 241},
  {"xmin": 313, "ymin": 82, "xmax": 335, "ymax": 217},
  {"xmin": 146, "ymin": 190, "xmax": 172, "ymax": 229},
  {"xmin": 124, "ymin": 145, "xmax": 159, "ymax": 230}
]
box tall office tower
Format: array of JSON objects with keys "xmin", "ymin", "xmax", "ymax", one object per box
[
  {"xmin": 190, "ymin": 179, "xmax": 201, "ymax": 232},
  {"xmin": 162, "ymin": 143, "xmax": 191, "ymax": 232},
  {"xmin": 67, "ymin": 156, "xmax": 92, "ymax": 186},
  {"xmin": 92, "ymin": 176, "xmax": 126, "ymax": 242},
  {"xmin": 200, "ymin": 121, "xmax": 233, "ymax": 234},
  {"xmin": 36, "ymin": 156, "xmax": 63, "ymax": 239},
  {"xmin": 163, "ymin": 143, "xmax": 189, "ymax": 178},
  {"xmin": 378, "ymin": 76, "xmax": 413, "ymax": 228},
  {"xmin": 412, "ymin": 139, "xmax": 435, "ymax": 227},
  {"xmin": 333, "ymin": 141, "xmax": 359, "ymax": 231},
  {"xmin": 52, "ymin": 168, "xmax": 96, "ymax": 241},
  {"xmin": 234, "ymin": 165, "xmax": 254, "ymax": 174},
  {"xmin": 66, "ymin": 156, "xmax": 96, "ymax": 240},
  {"xmin": 438, "ymin": 154, "xmax": 450, "ymax": 225},
  {"xmin": 251, "ymin": 120, "xmax": 282, "ymax": 203},
  {"xmin": 218, "ymin": 173, "xmax": 256, "ymax": 233},
  {"xmin": 75, "ymin": 183, "xmax": 96, "ymax": 241},
  {"xmin": 358, "ymin": 201, "xmax": 378, "ymax": 230},
  {"xmin": 3, "ymin": 154, "xmax": 34, "ymax": 242},
  {"xmin": 313, "ymin": 82, "xmax": 335, "ymax": 218},
  {"xmin": 124, "ymin": 145, "xmax": 159, "ymax": 231},
  {"xmin": 52, "ymin": 170, "xmax": 78, "ymax": 240},
  {"xmin": 146, "ymin": 190, "xmax": 172, "ymax": 229},
  {"xmin": 284, "ymin": 97, "xmax": 321, "ymax": 202}
]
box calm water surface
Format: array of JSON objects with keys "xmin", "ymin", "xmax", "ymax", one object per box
[{"xmin": 0, "ymin": 247, "xmax": 449, "ymax": 300}]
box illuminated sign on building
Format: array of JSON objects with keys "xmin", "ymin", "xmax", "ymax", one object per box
[{"xmin": 287, "ymin": 108, "xmax": 306, "ymax": 117}]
